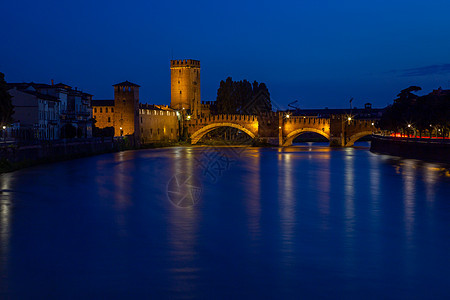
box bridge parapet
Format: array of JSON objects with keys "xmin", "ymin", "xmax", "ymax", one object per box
[
  {"xmin": 185, "ymin": 113, "xmax": 379, "ymax": 146},
  {"xmin": 187, "ymin": 114, "xmax": 259, "ymax": 144},
  {"xmin": 286, "ymin": 116, "xmax": 330, "ymax": 125},
  {"xmin": 190, "ymin": 114, "xmax": 258, "ymax": 125},
  {"xmin": 329, "ymin": 115, "xmax": 378, "ymax": 146}
]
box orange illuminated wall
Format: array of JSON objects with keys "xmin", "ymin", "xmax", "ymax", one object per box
[
  {"xmin": 113, "ymin": 81, "xmax": 140, "ymax": 136},
  {"xmin": 170, "ymin": 59, "xmax": 201, "ymax": 117}
]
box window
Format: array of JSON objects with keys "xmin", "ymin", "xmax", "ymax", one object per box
[
  {"xmin": 180, "ymin": 91, "xmax": 182, "ymax": 95},
  {"xmin": 94, "ymin": 108, "xmax": 97, "ymax": 113},
  {"xmin": 157, "ymin": 129, "xmax": 160, "ymax": 135},
  {"xmin": 105, "ymin": 107, "xmax": 108, "ymax": 113},
  {"xmin": 100, "ymin": 107, "xmax": 102, "ymax": 113},
  {"xmin": 141, "ymin": 117, "xmax": 143, "ymax": 123},
  {"xmin": 150, "ymin": 129, "xmax": 153, "ymax": 134},
  {"xmin": 111, "ymin": 108, "xmax": 114, "ymax": 113},
  {"xmin": 108, "ymin": 117, "xmax": 111, "ymax": 122}
]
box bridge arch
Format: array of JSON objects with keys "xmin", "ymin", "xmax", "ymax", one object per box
[
  {"xmin": 345, "ymin": 131, "xmax": 373, "ymax": 147},
  {"xmin": 282, "ymin": 128, "xmax": 330, "ymax": 146},
  {"xmin": 190, "ymin": 123, "xmax": 256, "ymax": 144}
]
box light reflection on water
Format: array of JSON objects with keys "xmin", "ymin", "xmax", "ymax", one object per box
[{"xmin": 1, "ymin": 143, "xmax": 450, "ymax": 298}]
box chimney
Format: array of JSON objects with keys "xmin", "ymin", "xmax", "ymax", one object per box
[{"xmin": 51, "ymin": 79, "xmax": 54, "ymax": 85}]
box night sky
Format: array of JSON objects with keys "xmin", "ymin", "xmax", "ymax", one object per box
[{"xmin": 1, "ymin": 0, "xmax": 449, "ymax": 109}]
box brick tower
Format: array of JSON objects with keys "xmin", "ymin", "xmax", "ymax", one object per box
[
  {"xmin": 170, "ymin": 59, "xmax": 201, "ymax": 117},
  {"xmin": 113, "ymin": 81, "xmax": 140, "ymax": 137}
]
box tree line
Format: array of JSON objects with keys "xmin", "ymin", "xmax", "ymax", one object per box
[
  {"xmin": 380, "ymin": 86, "xmax": 450, "ymax": 137},
  {"xmin": 0, "ymin": 72, "xmax": 14, "ymax": 126},
  {"xmin": 216, "ymin": 77, "xmax": 272, "ymax": 115}
]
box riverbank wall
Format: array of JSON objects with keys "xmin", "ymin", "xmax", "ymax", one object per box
[
  {"xmin": 370, "ymin": 135, "xmax": 450, "ymax": 164},
  {"xmin": 0, "ymin": 138, "xmax": 131, "ymax": 173}
]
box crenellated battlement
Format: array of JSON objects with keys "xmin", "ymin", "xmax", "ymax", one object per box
[
  {"xmin": 170, "ymin": 59, "xmax": 200, "ymax": 68},
  {"xmin": 287, "ymin": 116, "xmax": 330, "ymax": 125},
  {"xmin": 185, "ymin": 113, "xmax": 379, "ymax": 146},
  {"xmin": 188, "ymin": 114, "xmax": 258, "ymax": 124}
]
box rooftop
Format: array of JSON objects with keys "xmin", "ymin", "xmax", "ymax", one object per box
[
  {"xmin": 140, "ymin": 103, "xmax": 175, "ymax": 111},
  {"xmin": 112, "ymin": 81, "xmax": 140, "ymax": 87},
  {"xmin": 92, "ymin": 100, "xmax": 115, "ymax": 107}
]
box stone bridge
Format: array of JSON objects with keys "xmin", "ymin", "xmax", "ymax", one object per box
[
  {"xmin": 187, "ymin": 114, "xmax": 259, "ymax": 144},
  {"xmin": 186, "ymin": 113, "xmax": 378, "ymax": 147}
]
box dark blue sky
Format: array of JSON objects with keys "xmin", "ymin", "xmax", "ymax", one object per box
[{"xmin": 1, "ymin": 0, "xmax": 450, "ymax": 109}]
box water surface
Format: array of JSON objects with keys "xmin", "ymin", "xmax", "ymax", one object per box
[{"xmin": 1, "ymin": 143, "xmax": 450, "ymax": 298}]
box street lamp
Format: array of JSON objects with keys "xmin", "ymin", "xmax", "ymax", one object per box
[
  {"xmin": 347, "ymin": 117, "xmax": 352, "ymax": 121},
  {"xmin": 186, "ymin": 115, "xmax": 191, "ymax": 120},
  {"xmin": 285, "ymin": 114, "xmax": 290, "ymax": 119}
]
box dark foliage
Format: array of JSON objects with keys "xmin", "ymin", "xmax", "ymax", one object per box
[
  {"xmin": 380, "ymin": 86, "xmax": 450, "ymax": 137},
  {"xmin": 0, "ymin": 72, "xmax": 14, "ymax": 125},
  {"xmin": 216, "ymin": 77, "xmax": 271, "ymax": 115}
]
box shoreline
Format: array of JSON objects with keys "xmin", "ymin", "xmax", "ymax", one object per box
[{"xmin": 370, "ymin": 135, "xmax": 450, "ymax": 164}]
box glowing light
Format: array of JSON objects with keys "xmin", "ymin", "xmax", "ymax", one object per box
[
  {"xmin": 408, "ymin": 124, "xmax": 411, "ymax": 128},
  {"xmin": 286, "ymin": 114, "xmax": 290, "ymax": 118},
  {"xmin": 279, "ymin": 126, "xmax": 282, "ymax": 129},
  {"xmin": 120, "ymin": 127, "xmax": 123, "ymax": 130},
  {"xmin": 186, "ymin": 115, "xmax": 191, "ymax": 120},
  {"xmin": 371, "ymin": 122, "xmax": 374, "ymax": 126},
  {"xmin": 348, "ymin": 117, "xmax": 352, "ymax": 121},
  {"xmin": 2, "ymin": 126, "xmax": 5, "ymax": 130}
]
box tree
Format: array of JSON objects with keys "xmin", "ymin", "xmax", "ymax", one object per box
[
  {"xmin": 380, "ymin": 86, "xmax": 450, "ymax": 138},
  {"xmin": 216, "ymin": 77, "xmax": 272, "ymax": 115},
  {"xmin": 0, "ymin": 72, "xmax": 14, "ymax": 126}
]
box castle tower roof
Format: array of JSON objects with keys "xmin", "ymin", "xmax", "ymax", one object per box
[{"xmin": 112, "ymin": 80, "xmax": 140, "ymax": 87}]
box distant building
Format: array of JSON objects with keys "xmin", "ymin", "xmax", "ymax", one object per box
[
  {"xmin": 92, "ymin": 81, "xmax": 179, "ymax": 143},
  {"xmin": 290, "ymin": 103, "xmax": 384, "ymax": 119},
  {"xmin": 8, "ymin": 82, "xmax": 93, "ymax": 140},
  {"xmin": 7, "ymin": 84, "xmax": 61, "ymax": 140},
  {"xmin": 200, "ymin": 100, "xmax": 216, "ymax": 117}
]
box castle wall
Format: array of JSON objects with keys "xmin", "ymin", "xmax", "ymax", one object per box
[
  {"xmin": 170, "ymin": 59, "xmax": 201, "ymax": 117},
  {"xmin": 139, "ymin": 109, "xmax": 179, "ymax": 143},
  {"xmin": 93, "ymin": 106, "xmax": 115, "ymax": 130},
  {"xmin": 114, "ymin": 85, "xmax": 140, "ymax": 136}
]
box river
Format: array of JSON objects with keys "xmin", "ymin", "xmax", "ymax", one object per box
[{"xmin": 1, "ymin": 143, "xmax": 450, "ymax": 298}]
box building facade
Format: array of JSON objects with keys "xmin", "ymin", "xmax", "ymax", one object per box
[
  {"xmin": 7, "ymin": 85, "xmax": 61, "ymax": 140},
  {"xmin": 92, "ymin": 81, "xmax": 179, "ymax": 143},
  {"xmin": 8, "ymin": 82, "xmax": 93, "ymax": 140}
]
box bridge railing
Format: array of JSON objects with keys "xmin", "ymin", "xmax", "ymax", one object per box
[
  {"xmin": 189, "ymin": 114, "xmax": 258, "ymax": 124},
  {"xmin": 287, "ymin": 116, "xmax": 330, "ymax": 125}
]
